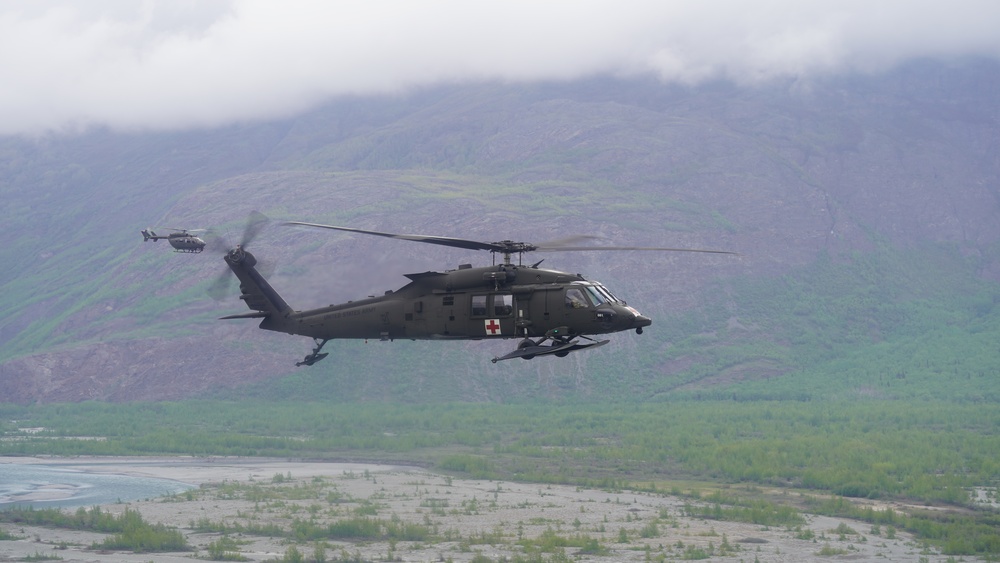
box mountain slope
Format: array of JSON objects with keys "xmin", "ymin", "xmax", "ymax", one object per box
[{"xmin": 2, "ymin": 59, "xmax": 999, "ymax": 403}]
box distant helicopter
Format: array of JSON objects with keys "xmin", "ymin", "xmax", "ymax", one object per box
[
  {"xmin": 141, "ymin": 228, "xmax": 207, "ymax": 253},
  {"xmin": 217, "ymin": 215, "xmax": 735, "ymax": 365}
]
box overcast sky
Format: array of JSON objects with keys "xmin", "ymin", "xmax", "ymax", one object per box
[{"xmin": 2, "ymin": 0, "xmax": 999, "ymax": 135}]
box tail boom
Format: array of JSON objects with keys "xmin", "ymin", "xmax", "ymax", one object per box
[{"xmin": 222, "ymin": 248, "xmax": 293, "ymax": 330}]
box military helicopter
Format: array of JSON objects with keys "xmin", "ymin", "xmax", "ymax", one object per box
[
  {"xmin": 218, "ymin": 217, "xmax": 735, "ymax": 365},
  {"xmin": 141, "ymin": 228, "xmax": 207, "ymax": 253}
]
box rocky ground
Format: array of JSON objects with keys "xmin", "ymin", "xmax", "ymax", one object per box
[{"xmin": 0, "ymin": 457, "xmax": 962, "ymax": 562}]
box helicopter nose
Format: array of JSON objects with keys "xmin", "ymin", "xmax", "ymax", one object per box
[{"xmin": 622, "ymin": 306, "xmax": 651, "ymax": 330}]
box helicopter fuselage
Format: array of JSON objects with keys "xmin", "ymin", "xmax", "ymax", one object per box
[
  {"xmin": 279, "ymin": 264, "xmax": 650, "ymax": 341},
  {"xmin": 141, "ymin": 229, "xmax": 206, "ymax": 253},
  {"xmin": 224, "ymin": 249, "xmax": 650, "ymax": 345},
  {"xmin": 216, "ymin": 216, "xmax": 733, "ymax": 364},
  {"xmin": 166, "ymin": 234, "xmax": 206, "ymax": 252}
]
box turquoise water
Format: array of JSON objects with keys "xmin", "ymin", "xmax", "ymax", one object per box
[{"xmin": 0, "ymin": 464, "xmax": 194, "ymax": 509}]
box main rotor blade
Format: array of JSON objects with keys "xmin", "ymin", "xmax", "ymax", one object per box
[
  {"xmin": 283, "ymin": 221, "xmax": 736, "ymax": 256},
  {"xmin": 536, "ymin": 235, "xmax": 600, "ymax": 247},
  {"xmin": 534, "ymin": 244, "xmax": 738, "ymax": 255},
  {"xmin": 284, "ymin": 221, "xmax": 503, "ymax": 252}
]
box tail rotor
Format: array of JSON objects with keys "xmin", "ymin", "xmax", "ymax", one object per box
[{"xmin": 207, "ymin": 211, "xmax": 270, "ymax": 301}]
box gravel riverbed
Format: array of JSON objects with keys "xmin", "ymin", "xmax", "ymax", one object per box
[{"xmin": 0, "ymin": 457, "xmax": 959, "ymax": 562}]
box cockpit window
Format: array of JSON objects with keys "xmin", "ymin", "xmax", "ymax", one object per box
[
  {"xmin": 584, "ymin": 286, "xmax": 608, "ymax": 306},
  {"xmin": 594, "ymin": 284, "xmax": 620, "ymax": 303},
  {"xmin": 565, "ymin": 288, "xmax": 588, "ymax": 309}
]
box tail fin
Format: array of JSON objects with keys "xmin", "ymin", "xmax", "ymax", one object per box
[
  {"xmin": 220, "ymin": 248, "xmax": 293, "ymax": 324},
  {"xmin": 141, "ymin": 229, "xmax": 156, "ymax": 241}
]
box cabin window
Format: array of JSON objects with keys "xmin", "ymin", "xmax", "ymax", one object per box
[
  {"xmin": 471, "ymin": 295, "xmax": 488, "ymax": 316},
  {"xmin": 566, "ymin": 288, "xmax": 588, "ymax": 309},
  {"xmin": 493, "ymin": 294, "xmax": 513, "ymax": 316}
]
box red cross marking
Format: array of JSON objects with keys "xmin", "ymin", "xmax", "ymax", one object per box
[{"xmin": 485, "ymin": 319, "xmax": 502, "ymax": 335}]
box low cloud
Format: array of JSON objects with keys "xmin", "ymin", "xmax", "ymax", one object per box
[{"xmin": 2, "ymin": 0, "xmax": 999, "ymax": 135}]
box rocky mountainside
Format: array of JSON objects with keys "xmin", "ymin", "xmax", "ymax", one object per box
[{"xmin": 2, "ymin": 59, "xmax": 999, "ymax": 403}]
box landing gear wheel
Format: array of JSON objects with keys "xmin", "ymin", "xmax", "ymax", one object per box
[
  {"xmin": 517, "ymin": 339, "xmax": 536, "ymax": 360},
  {"xmin": 553, "ymin": 341, "xmax": 570, "ymax": 357},
  {"xmin": 296, "ymin": 338, "xmax": 330, "ymax": 366}
]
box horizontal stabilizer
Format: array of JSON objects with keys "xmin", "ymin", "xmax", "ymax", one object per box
[{"xmin": 220, "ymin": 311, "xmax": 269, "ymax": 320}]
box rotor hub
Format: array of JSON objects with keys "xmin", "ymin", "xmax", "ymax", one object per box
[
  {"xmin": 490, "ymin": 241, "xmax": 538, "ymax": 265},
  {"xmin": 225, "ymin": 246, "xmax": 256, "ymax": 267}
]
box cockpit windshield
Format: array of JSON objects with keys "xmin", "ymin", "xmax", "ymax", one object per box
[
  {"xmin": 584, "ymin": 285, "xmax": 608, "ymax": 306},
  {"xmin": 581, "ymin": 283, "xmax": 620, "ymax": 305},
  {"xmin": 593, "ymin": 284, "xmax": 620, "ymax": 303},
  {"xmin": 568, "ymin": 283, "xmax": 623, "ymax": 308}
]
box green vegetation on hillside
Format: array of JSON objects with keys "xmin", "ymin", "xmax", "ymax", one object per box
[
  {"xmin": 627, "ymin": 243, "xmax": 1000, "ymax": 403},
  {"xmin": 196, "ymin": 240, "xmax": 1000, "ymax": 405}
]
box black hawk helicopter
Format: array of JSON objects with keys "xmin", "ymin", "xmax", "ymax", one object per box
[
  {"xmin": 141, "ymin": 228, "xmax": 207, "ymax": 253},
  {"xmin": 219, "ymin": 217, "xmax": 735, "ymax": 365}
]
